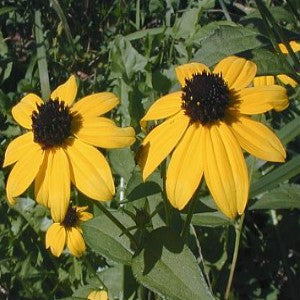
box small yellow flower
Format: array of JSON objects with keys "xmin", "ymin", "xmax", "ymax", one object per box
[
  {"xmin": 254, "ymin": 40, "xmax": 300, "ymax": 88},
  {"xmin": 46, "ymin": 205, "xmax": 92, "ymax": 257},
  {"xmin": 4, "ymin": 75, "xmax": 135, "ymax": 222},
  {"xmin": 87, "ymin": 290, "xmax": 108, "ymax": 300},
  {"xmin": 139, "ymin": 56, "xmax": 288, "ymax": 219}
]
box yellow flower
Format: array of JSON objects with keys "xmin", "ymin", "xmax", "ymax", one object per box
[
  {"xmin": 46, "ymin": 205, "xmax": 92, "ymax": 257},
  {"xmin": 87, "ymin": 290, "xmax": 108, "ymax": 300},
  {"xmin": 254, "ymin": 41, "xmax": 300, "ymax": 88},
  {"xmin": 4, "ymin": 76, "xmax": 135, "ymax": 222},
  {"xmin": 139, "ymin": 56, "xmax": 288, "ymax": 219}
]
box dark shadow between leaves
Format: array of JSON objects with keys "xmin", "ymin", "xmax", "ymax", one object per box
[{"xmin": 142, "ymin": 226, "xmax": 184, "ymax": 275}]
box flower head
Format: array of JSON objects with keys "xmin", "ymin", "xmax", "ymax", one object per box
[
  {"xmin": 254, "ymin": 40, "xmax": 300, "ymax": 88},
  {"xmin": 4, "ymin": 76, "xmax": 135, "ymax": 222},
  {"xmin": 139, "ymin": 56, "xmax": 288, "ymax": 219},
  {"xmin": 46, "ymin": 205, "xmax": 92, "ymax": 257},
  {"xmin": 87, "ymin": 290, "xmax": 108, "ymax": 300}
]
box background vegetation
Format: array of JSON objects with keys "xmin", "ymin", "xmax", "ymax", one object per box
[{"xmin": 0, "ymin": 0, "xmax": 299, "ymax": 299}]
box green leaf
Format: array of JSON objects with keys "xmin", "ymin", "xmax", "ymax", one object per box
[
  {"xmin": 193, "ymin": 24, "xmax": 265, "ymax": 67},
  {"xmin": 110, "ymin": 35, "xmax": 147, "ymax": 81},
  {"xmin": 132, "ymin": 227, "xmax": 214, "ymax": 300},
  {"xmin": 82, "ymin": 211, "xmax": 135, "ymax": 265},
  {"xmin": 250, "ymin": 155, "xmax": 300, "ymax": 197},
  {"xmin": 250, "ymin": 184, "xmax": 300, "ymax": 210},
  {"xmin": 188, "ymin": 211, "xmax": 233, "ymax": 227},
  {"xmin": 277, "ymin": 116, "xmax": 300, "ymax": 145},
  {"xmin": 0, "ymin": 6, "xmax": 17, "ymax": 16},
  {"xmin": 0, "ymin": 31, "xmax": 12, "ymax": 83},
  {"xmin": 250, "ymin": 48, "xmax": 294, "ymax": 76},
  {"xmin": 108, "ymin": 148, "xmax": 136, "ymax": 181}
]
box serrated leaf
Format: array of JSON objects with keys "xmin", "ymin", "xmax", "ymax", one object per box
[
  {"xmin": 250, "ymin": 155, "xmax": 300, "ymax": 197},
  {"xmin": 193, "ymin": 25, "xmax": 265, "ymax": 67},
  {"xmin": 132, "ymin": 227, "xmax": 213, "ymax": 300},
  {"xmin": 82, "ymin": 211, "xmax": 135, "ymax": 265},
  {"xmin": 250, "ymin": 184, "xmax": 300, "ymax": 210},
  {"xmin": 188, "ymin": 211, "xmax": 233, "ymax": 227}
]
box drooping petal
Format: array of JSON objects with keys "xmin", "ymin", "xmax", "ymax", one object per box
[
  {"xmin": 35, "ymin": 150, "xmax": 51, "ymax": 207},
  {"xmin": 75, "ymin": 118, "xmax": 135, "ymax": 148},
  {"xmin": 140, "ymin": 92, "xmax": 183, "ymax": 127},
  {"xmin": 213, "ymin": 56, "xmax": 257, "ymax": 90},
  {"xmin": 76, "ymin": 206, "xmax": 93, "ymax": 221},
  {"xmin": 6, "ymin": 143, "xmax": 44, "ymax": 205},
  {"xmin": 46, "ymin": 148, "xmax": 70, "ymax": 222},
  {"xmin": 278, "ymin": 41, "xmax": 300, "ymax": 54},
  {"xmin": 66, "ymin": 227, "xmax": 85, "ymax": 257},
  {"xmin": 277, "ymin": 74, "xmax": 297, "ymax": 87},
  {"xmin": 229, "ymin": 115, "xmax": 286, "ymax": 162},
  {"xmin": 12, "ymin": 93, "xmax": 43, "ymax": 129},
  {"xmin": 139, "ymin": 111, "xmax": 190, "ymax": 181},
  {"xmin": 203, "ymin": 123, "xmax": 249, "ymax": 218},
  {"xmin": 65, "ymin": 138, "xmax": 115, "ymax": 201},
  {"xmin": 175, "ymin": 63, "xmax": 210, "ymax": 87},
  {"xmin": 3, "ymin": 132, "xmax": 35, "ymax": 167},
  {"xmin": 166, "ymin": 123, "xmax": 204, "ymax": 210},
  {"xmin": 253, "ymin": 76, "xmax": 275, "ymax": 87},
  {"xmin": 45, "ymin": 223, "xmax": 66, "ymax": 257},
  {"xmin": 71, "ymin": 92, "xmax": 120, "ymax": 118},
  {"xmin": 238, "ymin": 85, "xmax": 288, "ymax": 114},
  {"xmin": 51, "ymin": 75, "xmax": 77, "ymax": 106}
]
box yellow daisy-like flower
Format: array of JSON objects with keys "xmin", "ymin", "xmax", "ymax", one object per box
[
  {"xmin": 88, "ymin": 290, "xmax": 108, "ymax": 300},
  {"xmin": 46, "ymin": 205, "xmax": 92, "ymax": 257},
  {"xmin": 139, "ymin": 56, "xmax": 288, "ymax": 219},
  {"xmin": 4, "ymin": 75, "xmax": 135, "ymax": 222},
  {"xmin": 254, "ymin": 41, "xmax": 300, "ymax": 88}
]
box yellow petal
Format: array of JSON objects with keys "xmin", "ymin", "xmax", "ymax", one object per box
[
  {"xmin": 139, "ymin": 111, "xmax": 190, "ymax": 181},
  {"xmin": 71, "ymin": 92, "xmax": 120, "ymax": 118},
  {"xmin": 65, "ymin": 138, "xmax": 115, "ymax": 200},
  {"xmin": 238, "ymin": 85, "xmax": 288, "ymax": 114},
  {"xmin": 213, "ymin": 56, "xmax": 257, "ymax": 90},
  {"xmin": 78, "ymin": 211, "xmax": 93, "ymax": 222},
  {"xmin": 141, "ymin": 92, "xmax": 183, "ymax": 127},
  {"xmin": 203, "ymin": 123, "xmax": 249, "ymax": 218},
  {"xmin": 66, "ymin": 227, "xmax": 85, "ymax": 257},
  {"xmin": 51, "ymin": 75, "xmax": 77, "ymax": 106},
  {"xmin": 277, "ymin": 74, "xmax": 297, "ymax": 87},
  {"xmin": 278, "ymin": 41, "xmax": 300, "ymax": 54},
  {"xmin": 47, "ymin": 148, "xmax": 70, "ymax": 222},
  {"xmin": 3, "ymin": 132, "xmax": 35, "ymax": 167},
  {"xmin": 230, "ymin": 115, "xmax": 286, "ymax": 162},
  {"xmin": 6, "ymin": 143, "xmax": 44, "ymax": 205},
  {"xmin": 12, "ymin": 93, "xmax": 43, "ymax": 129},
  {"xmin": 75, "ymin": 120, "xmax": 135, "ymax": 148},
  {"xmin": 166, "ymin": 123, "xmax": 204, "ymax": 210},
  {"xmin": 175, "ymin": 63, "xmax": 210, "ymax": 87},
  {"xmin": 253, "ymin": 76, "xmax": 275, "ymax": 87},
  {"xmin": 45, "ymin": 223, "xmax": 66, "ymax": 257},
  {"xmin": 88, "ymin": 290, "xmax": 108, "ymax": 300},
  {"xmin": 35, "ymin": 150, "xmax": 51, "ymax": 207}
]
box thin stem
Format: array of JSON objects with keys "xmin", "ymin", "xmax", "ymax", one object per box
[
  {"xmin": 181, "ymin": 195, "xmax": 197, "ymax": 241},
  {"xmin": 286, "ymin": 0, "xmax": 300, "ymax": 24},
  {"xmin": 218, "ymin": 0, "xmax": 232, "ymax": 21},
  {"xmin": 94, "ymin": 202, "xmax": 138, "ymax": 249},
  {"xmin": 224, "ymin": 213, "xmax": 245, "ymax": 300}
]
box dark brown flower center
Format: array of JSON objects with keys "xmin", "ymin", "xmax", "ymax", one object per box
[
  {"xmin": 31, "ymin": 99, "xmax": 73, "ymax": 148},
  {"xmin": 62, "ymin": 206, "xmax": 78, "ymax": 227},
  {"xmin": 181, "ymin": 71, "xmax": 230, "ymax": 124}
]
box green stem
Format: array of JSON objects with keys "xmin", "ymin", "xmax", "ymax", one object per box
[
  {"xmin": 255, "ymin": 0, "xmax": 300, "ymax": 75},
  {"xmin": 224, "ymin": 214, "xmax": 245, "ymax": 300},
  {"xmin": 218, "ymin": 0, "xmax": 232, "ymax": 21},
  {"xmin": 94, "ymin": 202, "xmax": 138, "ymax": 249},
  {"xmin": 181, "ymin": 195, "xmax": 197, "ymax": 241}
]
